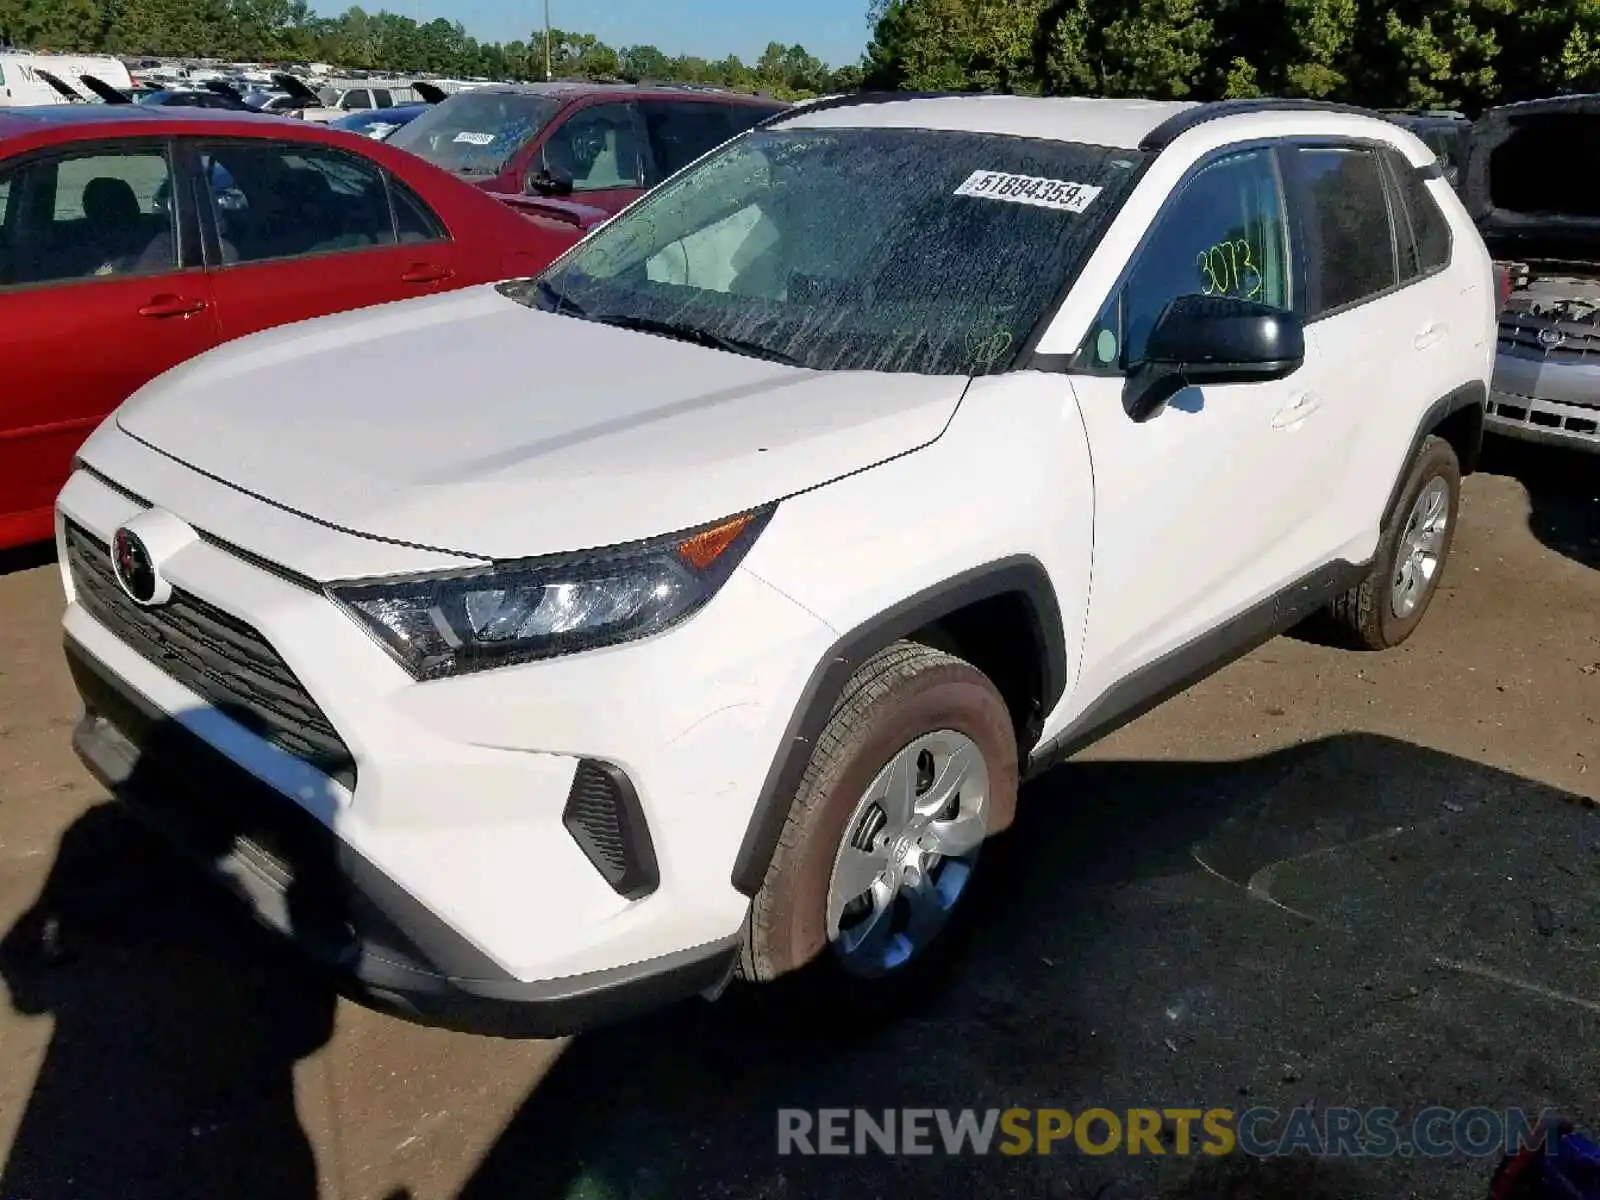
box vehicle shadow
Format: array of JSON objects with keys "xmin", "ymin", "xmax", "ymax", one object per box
[
  {"xmin": 453, "ymin": 732, "xmax": 1597, "ymax": 1200},
  {"xmin": 1481, "ymin": 438, "xmax": 1600, "ymax": 570},
  {"xmin": 0, "ymin": 541, "xmax": 56, "ymax": 580},
  {"xmin": 0, "ymin": 703, "xmax": 389, "ymax": 1200}
]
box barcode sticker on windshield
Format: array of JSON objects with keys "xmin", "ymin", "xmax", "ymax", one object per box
[
  {"xmin": 954, "ymin": 170, "xmax": 1102, "ymax": 213},
  {"xmin": 453, "ymin": 131, "xmax": 495, "ymax": 145}
]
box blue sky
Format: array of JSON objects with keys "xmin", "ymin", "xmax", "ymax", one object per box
[{"xmin": 402, "ymin": 1, "xmax": 872, "ymax": 68}]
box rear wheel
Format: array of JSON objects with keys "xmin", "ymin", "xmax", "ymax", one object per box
[
  {"xmin": 740, "ymin": 642, "xmax": 1018, "ymax": 998},
  {"xmin": 1327, "ymin": 434, "xmax": 1460, "ymax": 650}
]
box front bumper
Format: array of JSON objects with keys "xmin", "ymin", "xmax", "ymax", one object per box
[
  {"xmin": 55, "ymin": 446, "xmax": 837, "ymax": 1032},
  {"xmin": 69, "ymin": 639, "xmax": 737, "ymax": 1036},
  {"xmin": 1488, "ymin": 348, "xmax": 1600, "ymax": 452}
]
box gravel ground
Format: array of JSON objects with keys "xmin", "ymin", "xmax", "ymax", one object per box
[{"xmin": 0, "ymin": 439, "xmax": 1594, "ymax": 1200}]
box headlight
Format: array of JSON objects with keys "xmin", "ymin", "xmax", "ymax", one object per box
[{"xmin": 328, "ymin": 508, "xmax": 773, "ymax": 680}]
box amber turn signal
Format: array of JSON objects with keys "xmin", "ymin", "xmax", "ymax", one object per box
[{"xmin": 678, "ymin": 513, "xmax": 756, "ymax": 572}]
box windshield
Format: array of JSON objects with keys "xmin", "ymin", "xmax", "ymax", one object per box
[
  {"xmin": 388, "ymin": 92, "xmax": 562, "ymax": 176},
  {"xmin": 508, "ymin": 126, "xmax": 1146, "ymax": 375}
]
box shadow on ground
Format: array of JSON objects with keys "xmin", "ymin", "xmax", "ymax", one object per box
[
  {"xmin": 3, "ymin": 731, "xmax": 1593, "ymax": 1199},
  {"xmin": 457, "ymin": 733, "xmax": 1598, "ymax": 1200},
  {"xmin": 0, "ymin": 803, "xmax": 334, "ymax": 1199},
  {"xmin": 0, "ymin": 541, "xmax": 55, "ymax": 581},
  {"xmin": 1481, "ymin": 439, "xmax": 1600, "ymax": 570},
  {"xmin": 0, "ymin": 703, "xmax": 412, "ymax": 1200}
]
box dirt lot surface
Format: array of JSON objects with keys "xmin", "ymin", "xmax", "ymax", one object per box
[{"xmin": 0, "ymin": 440, "xmax": 1594, "ymax": 1200}]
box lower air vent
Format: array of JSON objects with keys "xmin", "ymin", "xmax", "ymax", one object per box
[{"xmin": 562, "ymin": 760, "xmax": 659, "ymax": 900}]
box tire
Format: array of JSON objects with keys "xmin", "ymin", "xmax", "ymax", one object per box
[
  {"xmin": 1326, "ymin": 434, "xmax": 1461, "ymax": 650},
  {"xmin": 739, "ymin": 641, "xmax": 1019, "ymax": 998}
]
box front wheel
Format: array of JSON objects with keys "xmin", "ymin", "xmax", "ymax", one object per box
[
  {"xmin": 740, "ymin": 642, "xmax": 1019, "ymax": 997},
  {"xmin": 1327, "ymin": 434, "xmax": 1461, "ymax": 650}
]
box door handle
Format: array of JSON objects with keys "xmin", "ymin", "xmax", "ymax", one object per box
[
  {"xmin": 138, "ymin": 294, "xmax": 208, "ymax": 318},
  {"xmin": 400, "ymin": 264, "xmax": 455, "ymax": 285},
  {"xmin": 1414, "ymin": 322, "xmax": 1447, "ymax": 350},
  {"xmin": 1270, "ymin": 391, "xmax": 1322, "ymax": 429}
]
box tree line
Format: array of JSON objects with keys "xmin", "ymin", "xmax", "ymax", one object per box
[
  {"xmin": 0, "ymin": 0, "xmax": 860, "ymax": 98},
  {"xmin": 863, "ymin": 0, "xmax": 1600, "ymax": 114},
  {"xmin": 8, "ymin": 0, "xmax": 1596, "ymax": 113}
]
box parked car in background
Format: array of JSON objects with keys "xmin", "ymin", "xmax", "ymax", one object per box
[
  {"xmin": 0, "ymin": 106, "xmax": 564, "ymax": 550},
  {"xmin": 1382, "ymin": 109, "xmax": 1471, "ymax": 191},
  {"xmin": 0, "ymin": 53, "xmax": 135, "ymax": 107},
  {"xmin": 239, "ymin": 89, "xmax": 307, "ymax": 116},
  {"xmin": 329, "ymin": 103, "xmax": 429, "ymax": 141},
  {"xmin": 1466, "ymin": 94, "xmax": 1600, "ymax": 453},
  {"xmin": 301, "ymin": 80, "xmax": 427, "ymax": 124},
  {"xmin": 387, "ymin": 82, "xmax": 786, "ymax": 220},
  {"xmin": 53, "ymin": 94, "xmax": 1491, "ymax": 1034}
]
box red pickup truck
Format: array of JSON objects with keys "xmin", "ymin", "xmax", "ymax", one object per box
[{"xmin": 386, "ymin": 81, "xmax": 787, "ymax": 253}]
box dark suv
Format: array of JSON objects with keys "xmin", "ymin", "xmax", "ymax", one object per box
[
  {"xmin": 388, "ymin": 82, "xmax": 787, "ymax": 224},
  {"xmin": 1382, "ymin": 109, "xmax": 1472, "ymax": 191}
]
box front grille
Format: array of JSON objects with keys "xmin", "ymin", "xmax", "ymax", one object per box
[
  {"xmin": 66, "ymin": 522, "xmax": 356, "ymax": 788},
  {"xmin": 1498, "ymin": 314, "xmax": 1600, "ymax": 361}
]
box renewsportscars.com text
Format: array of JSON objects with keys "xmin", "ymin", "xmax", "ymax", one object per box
[{"xmin": 776, "ymin": 1106, "xmax": 1564, "ymax": 1159}]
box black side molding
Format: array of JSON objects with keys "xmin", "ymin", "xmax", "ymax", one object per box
[
  {"xmin": 1140, "ymin": 99, "xmax": 1389, "ymax": 151},
  {"xmin": 1381, "ymin": 381, "xmax": 1487, "ymax": 530},
  {"xmin": 1028, "ymin": 557, "xmax": 1368, "ymax": 775},
  {"xmin": 729, "ymin": 557, "xmax": 1067, "ymax": 896}
]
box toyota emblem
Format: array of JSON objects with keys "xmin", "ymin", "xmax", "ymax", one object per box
[
  {"xmin": 112, "ymin": 527, "xmax": 159, "ymax": 605},
  {"xmin": 1537, "ymin": 326, "xmax": 1566, "ymax": 351}
]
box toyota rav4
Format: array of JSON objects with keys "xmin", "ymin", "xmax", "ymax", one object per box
[{"xmin": 57, "ymin": 94, "xmax": 1495, "ymax": 1035}]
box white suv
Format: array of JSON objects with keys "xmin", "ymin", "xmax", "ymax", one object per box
[{"xmin": 57, "ymin": 95, "xmax": 1494, "ymax": 1035}]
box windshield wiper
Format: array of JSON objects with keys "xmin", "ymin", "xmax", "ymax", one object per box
[
  {"xmin": 534, "ymin": 278, "xmax": 584, "ymax": 315},
  {"xmin": 588, "ymin": 314, "xmax": 801, "ymax": 366}
]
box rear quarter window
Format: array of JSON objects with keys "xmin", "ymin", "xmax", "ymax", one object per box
[
  {"xmin": 391, "ymin": 176, "xmax": 448, "ymax": 243},
  {"xmin": 1384, "ymin": 148, "xmax": 1452, "ymax": 276}
]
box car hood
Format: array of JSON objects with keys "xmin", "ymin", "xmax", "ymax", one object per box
[{"xmin": 116, "ymin": 285, "xmax": 968, "ymax": 561}]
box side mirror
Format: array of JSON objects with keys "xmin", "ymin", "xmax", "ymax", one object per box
[
  {"xmin": 1122, "ymin": 294, "xmax": 1304, "ymax": 423},
  {"xmin": 527, "ymin": 165, "xmax": 574, "ymax": 197}
]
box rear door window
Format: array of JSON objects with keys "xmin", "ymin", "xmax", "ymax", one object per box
[
  {"xmin": 641, "ymin": 101, "xmax": 739, "ymax": 180},
  {"xmin": 196, "ymin": 141, "xmax": 398, "ymax": 264},
  {"xmin": 4, "ymin": 148, "xmax": 180, "ymax": 286},
  {"xmin": 372, "ymin": 89, "xmax": 393, "ymax": 109},
  {"xmin": 1294, "ymin": 146, "xmax": 1397, "ymax": 316},
  {"xmin": 542, "ymin": 102, "xmax": 645, "ymax": 192}
]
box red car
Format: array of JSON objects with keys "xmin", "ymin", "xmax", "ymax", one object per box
[
  {"xmin": 387, "ymin": 82, "xmax": 787, "ymax": 222},
  {"xmin": 0, "ymin": 106, "xmax": 563, "ymax": 550}
]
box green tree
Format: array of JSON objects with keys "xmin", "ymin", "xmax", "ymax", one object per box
[
  {"xmin": 865, "ymin": 0, "xmax": 1047, "ymax": 92},
  {"xmin": 619, "ymin": 43, "xmax": 670, "ymax": 81}
]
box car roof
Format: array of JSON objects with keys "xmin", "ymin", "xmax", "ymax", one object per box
[
  {"xmin": 777, "ymin": 93, "xmax": 1416, "ymax": 151},
  {"xmin": 454, "ymin": 80, "xmax": 784, "ymax": 106},
  {"xmin": 778, "ymin": 94, "xmax": 1192, "ymax": 149},
  {"xmin": 0, "ymin": 105, "xmax": 301, "ymax": 137},
  {"xmin": 0, "ymin": 105, "xmax": 374, "ymax": 150}
]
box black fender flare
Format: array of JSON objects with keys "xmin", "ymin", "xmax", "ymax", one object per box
[
  {"xmin": 1381, "ymin": 381, "xmax": 1486, "ymax": 531},
  {"xmin": 729, "ymin": 556, "xmax": 1068, "ymax": 897}
]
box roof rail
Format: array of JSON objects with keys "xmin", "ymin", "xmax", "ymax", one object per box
[
  {"xmin": 1139, "ymin": 97, "xmax": 1386, "ymax": 151},
  {"xmin": 761, "ymin": 89, "xmax": 998, "ymax": 125}
]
